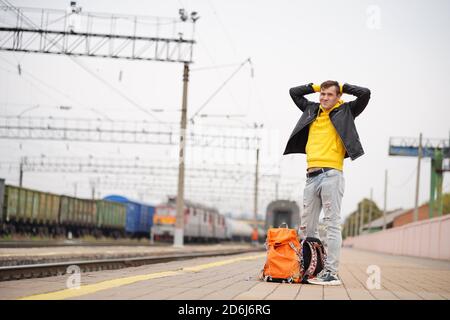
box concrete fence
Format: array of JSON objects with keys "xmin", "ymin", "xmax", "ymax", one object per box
[{"xmin": 343, "ymin": 214, "xmax": 450, "ymax": 260}]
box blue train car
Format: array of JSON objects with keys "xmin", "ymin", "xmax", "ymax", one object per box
[{"xmin": 103, "ymin": 195, "xmax": 154, "ymax": 238}]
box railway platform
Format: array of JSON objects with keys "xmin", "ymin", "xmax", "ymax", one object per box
[{"xmin": 1, "ymin": 247, "xmax": 449, "ymax": 300}]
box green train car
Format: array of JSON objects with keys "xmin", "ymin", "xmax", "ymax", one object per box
[
  {"xmin": 59, "ymin": 196, "xmax": 96, "ymax": 227},
  {"xmin": 3, "ymin": 185, "xmax": 60, "ymax": 225},
  {"xmin": 0, "ymin": 180, "xmax": 127, "ymax": 238},
  {"xmin": 96, "ymin": 200, "xmax": 127, "ymax": 236}
]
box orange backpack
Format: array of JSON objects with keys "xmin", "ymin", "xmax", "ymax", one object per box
[{"xmin": 260, "ymin": 225, "xmax": 302, "ymax": 283}]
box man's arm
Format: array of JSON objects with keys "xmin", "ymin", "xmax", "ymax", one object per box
[
  {"xmin": 342, "ymin": 83, "xmax": 371, "ymax": 118},
  {"xmin": 289, "ymin": 83, "xmax": 316, "ymax": 112}
]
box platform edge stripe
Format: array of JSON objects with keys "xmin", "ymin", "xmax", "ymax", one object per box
[
  {"xmin": 18, "ymin": 270, "xmax": 183, "ymax": 300},
  {"xmin": 17, "ymin": 254, "xmax": 265, "ymax": 300},
  {"xmin": 181, "ymin": 254, "xmax": 265, "ymax": 272}
]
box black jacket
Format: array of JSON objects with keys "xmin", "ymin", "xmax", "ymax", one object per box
[{"xmin": 283, "ymin": 83, "xmax": 371, "ymax": 160}]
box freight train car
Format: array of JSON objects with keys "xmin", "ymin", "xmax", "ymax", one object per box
[
  {"xmin": 1, "ymin": 184, "xmax": 61, "ymax": 235},
  {"xmin": 103, "ymin": 195, "xmax": 154, "ymax": 238},
  {"xmin": 58, "ymin": 196, "xmax": 127, "ymax": 238},
  {"xmin": 96, "ymin": 200, "xmax": 127, "ymax": 238},
  {"xmin": 0, "ymin": 181, "xmax": 128, "ymax": 238},
  {"xmin": 59, "ymin": 195, "xmax": 96, "ymax": 237}
]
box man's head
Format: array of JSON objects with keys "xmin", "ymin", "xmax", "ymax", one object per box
[{"xmin": 319, "ymin": 80, "xmax": 341, "ymax": 110}]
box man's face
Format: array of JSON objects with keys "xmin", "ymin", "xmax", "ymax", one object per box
[{"xmin": 320, "ymin": 86, "xmax": 341, "ymax": 110}]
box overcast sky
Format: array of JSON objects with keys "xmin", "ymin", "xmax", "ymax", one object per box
[{"xmin": 0, "ymin": 0, "xmax": 449, "ymax": 221}]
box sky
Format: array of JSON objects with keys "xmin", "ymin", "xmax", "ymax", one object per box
[{"xmin": 0, "ymin": 0, "xmax": 449, "ymax": 221}]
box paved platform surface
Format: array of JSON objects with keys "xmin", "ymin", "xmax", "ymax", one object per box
[{"xmin": 1, "ymin": 248, "xmax": 449, "ymax": 300}]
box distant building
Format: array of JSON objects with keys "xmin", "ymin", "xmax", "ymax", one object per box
[
  {"xmin": 392, "ymin": 204, "xmax": 433, "ymax": 227},
  {"xmin": 361, "ymin": 208, "xmax": 408, "ymax": 233}
]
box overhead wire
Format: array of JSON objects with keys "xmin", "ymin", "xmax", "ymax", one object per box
[
  {"xmin": 387, "ymin": 166, "xmax": 417, "ymax": 189},
  {"xmin": 176, "ymin": 0, "xmax": 257, "ymax": 129},
  {"xmin": 207, "ymin": 0, "xmax": 239, "ymax": 59},
  {"xmin": 193, "ymin": 33, "xmax": 245, "ymax": 118},
  {"xmin": 191, "ymin": 62, "xmax": 243, "ymax": 72},
  {"xmin": 190, "ymin": 58, "xmax": 251, "ymax": 122},
  {"xmin": 0, "ymin": 56, "xmax": 112, "ymax": 120}
]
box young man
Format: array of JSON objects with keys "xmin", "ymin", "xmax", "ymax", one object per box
[{"xmin": 284, "ymin": 81, "xmax": 371, "ymax": 285}]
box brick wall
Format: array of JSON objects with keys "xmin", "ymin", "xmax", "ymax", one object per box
[{"xmin": 392, "ymin": 204, "xmax": 430, "ymax": 227}]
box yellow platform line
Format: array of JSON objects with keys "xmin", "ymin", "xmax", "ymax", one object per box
[{"xmin": 19, "ymin": 253, "xmax": 265, "ymax": 300}]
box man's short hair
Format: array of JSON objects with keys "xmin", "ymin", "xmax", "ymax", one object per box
[{"xmin": 320, "ymin": 80, "xmax": 340, "ymax": 95}]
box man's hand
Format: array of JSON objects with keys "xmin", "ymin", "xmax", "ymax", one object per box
[{"xmin": 312, "ymin": 84, "xmax": 321, "ymax": 92}]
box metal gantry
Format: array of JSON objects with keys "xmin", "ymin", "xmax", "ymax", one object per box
[
  {"xmin": 0, "ymin": 5, "xmax": 195, "ymax": 63},
  {"xmin": 389, "ymin": 135, "xmax": 450, "ymax": 218},
  {"xmin": 13, "ymin": 156, "xmax": 268, "ymax": 181},
  {"xmin": 0, "ymin": 116, "xmax": 261, "ymax": 149}
]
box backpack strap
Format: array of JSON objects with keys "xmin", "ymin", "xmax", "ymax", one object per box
[
  {"xmin": 288, "ymin": 241, "xmax": 301, "ymax": 262},
  {"xmin": 313, "ymin": 242, "xmax": 326, "ymax": 269},
  {"xmin": 304, "ymin": 241, "xmax": 318, "ymax": 278},
  {"xmin": 288, "ymin": 242, "xmax": 302, "ymax": 282}
]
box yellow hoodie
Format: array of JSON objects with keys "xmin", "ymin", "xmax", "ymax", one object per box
[{"xmin": 306, "ymin": 100, "xmax": 346, "ymax": 171}]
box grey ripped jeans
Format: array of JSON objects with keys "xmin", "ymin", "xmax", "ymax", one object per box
[{"xmin": 301, "ymin": 169, "xmax": 345, "ymax": 274}]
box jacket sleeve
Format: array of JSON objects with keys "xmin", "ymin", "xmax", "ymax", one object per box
[
  {"xmin": 342, "ymin": 83, "xmax": 371, "ymax": 118},
  {"xmin": 289, "ymin": 83, "xmax": 316, "ymax": 112}
]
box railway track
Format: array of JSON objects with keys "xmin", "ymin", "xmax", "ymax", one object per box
[
  {"xmin": 0, "ymin": 239, "xmax": 168, "ymax": 248},
  {"xmin": 0, "ymin": 247, "xmax": 264, "ymax": 281}
]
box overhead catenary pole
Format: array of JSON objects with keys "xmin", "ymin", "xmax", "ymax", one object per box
[
  {"xmin": 351, "ymin": 214, "xmax": 354, "ymax": 237},
  {"xmin": 434, "ymin": 148, "xmax": 444, "ymax": 217},
  {"xmin": 368, "ymin": 188, "xmax": 373, "ymax": 232},
  {"xmin": 350, "ymin": 214, "xmax": 353, "ymax": 237},
  {"xmin": 174, "ymin": 62, "xmax": 190, "ymax": 248},
  {"xmin": 383, "ymin": 169, "xmax": 388, "ymax": 230},
  {"xmin": 0, "ymin": 179, "xmax": 5, "ymax": 217},
  {"xmin": 347, "ymin": 219, "xmax": 351, "ymax": 238},
  {"xmin": 73, "ymin": 182, "xmax": 77, "ymax": 197},
  {"xmin": 19, "ymin": 157, "xmax": 24, "ymax": 187},
  {"xmin": 90, "ymin": 180, "xmax": 95, "ymax": 200},
  {"xmin": 344, "ymin": 218, "xmax": 349, "ymax": 238},
  {"xmin": 413, "ymin": 133, "xmax": 422, "ymax": 222},
  {"xmin": 254, "ymin": 148, "xmax": 260, "ymax": 229},
  {"xmin": 348, "ymin": 217, "xmax": 352, "ymax": 237},
  {"xmin": 359, "ymin": 199, "xmax": 364, "ymax": 235}
]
